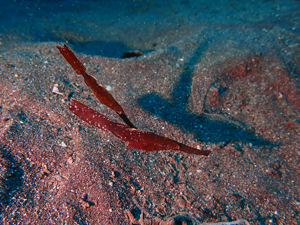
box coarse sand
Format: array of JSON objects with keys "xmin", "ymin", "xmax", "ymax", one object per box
[{"xmin": 0, "ymin": 0, "xmax": 299, "ymax": 224}]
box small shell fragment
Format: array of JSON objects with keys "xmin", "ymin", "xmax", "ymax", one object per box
[{"xmin": 52, "ymin": 84, "xmax": 64, "ymax": 95}]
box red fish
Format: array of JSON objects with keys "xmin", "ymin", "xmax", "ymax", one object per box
[{"xmin": 57, "ymin": 44, "xmax": 210, "ymax": 156}]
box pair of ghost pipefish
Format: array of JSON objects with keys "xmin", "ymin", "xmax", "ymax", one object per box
[{"xmin": 56, "ymin": 44, "xmax": 210, "ymax": 156}]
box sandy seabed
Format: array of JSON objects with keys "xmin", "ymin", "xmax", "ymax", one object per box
[{"xmin": 0, "ymin": 0, "xmax": 299, "ymax": 224}]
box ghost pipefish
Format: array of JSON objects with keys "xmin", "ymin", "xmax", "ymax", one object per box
[{"xmin": 56, "ymin": 44, "xmax": 210, "ymax": 156}]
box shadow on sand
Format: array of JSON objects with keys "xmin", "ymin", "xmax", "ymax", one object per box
[{"xmin": 137, "ymin": 40, "xmax": 273, "ymax": 147}]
